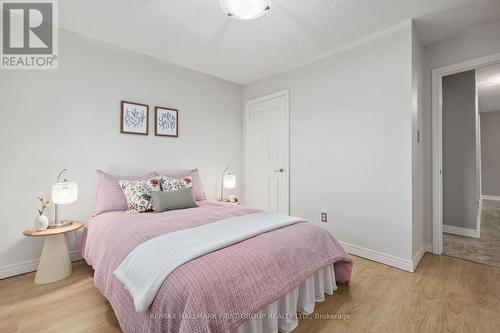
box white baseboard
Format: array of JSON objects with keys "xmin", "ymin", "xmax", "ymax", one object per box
[
  {"xmin": 340, "ymin": 241, "xmax": 433, "ymax": 273},
  {"xmin": 340, "ymin": 241, "xmax": 414, "ymax": 272},
  {"xmin": 0, "ymin": 251, "xmax": 82, "ymax": 280},
  {"xmin": 443, "ymin": 224, "xmax": 479, "ymax": 238},
  {"xmin": 481, "ymin": 195, "xmax": 500, "ymax": 201},
  {"xmin": 412, "ymin": 243, "xmax": 432, "ymax": 271},
  {"xmin": 424, "ymin": 243, "xmax": 433, "ymax": 253}
]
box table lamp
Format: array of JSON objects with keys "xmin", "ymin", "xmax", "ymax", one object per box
[
  {"xmin": 220, "ymin": 166, "xmax": 236, "ymax": 201},
  {"xmin": 50, "ymin": 168, "xmax": 78, "ymax": 228}
]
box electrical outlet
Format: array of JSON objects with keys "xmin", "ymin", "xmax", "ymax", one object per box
[{"xmin": 321, "ymin": 212, "xmax": 328, "ymax": 223}]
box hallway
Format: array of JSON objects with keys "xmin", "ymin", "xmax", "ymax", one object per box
[{"xmin": 444, "ymin": 199, "xmax": 500, "ymax": 267}]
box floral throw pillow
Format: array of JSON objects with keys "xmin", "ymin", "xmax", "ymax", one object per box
[
  {"xmin": 160, "ymin": 175, "xmax": 193, "ymax": 192},
  {"xmin": 119, "ymin": 177, "xmax": 161, "ymax": 213}
]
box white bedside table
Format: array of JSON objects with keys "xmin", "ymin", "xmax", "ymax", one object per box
[{"xmin": 23, "ymin": 221, "xmax": 83, "ymax": 284}]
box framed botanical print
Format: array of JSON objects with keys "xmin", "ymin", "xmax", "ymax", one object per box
[
  {"xmin": 155, "ymin": 107, "xmax": 178, "ymax": 137},
  {"xmin": 121, "ymin": 101, "xmax": 149, "ymax": 135}
]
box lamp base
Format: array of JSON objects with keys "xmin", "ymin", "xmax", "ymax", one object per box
[{"xmin": 48, "ymin": 221, "xmax": 73, "ymax": 229}]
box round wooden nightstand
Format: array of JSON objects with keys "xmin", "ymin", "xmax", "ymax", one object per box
[{"xmin": 23, "ymin": 221, "xmax": 84, "ymax": 284}]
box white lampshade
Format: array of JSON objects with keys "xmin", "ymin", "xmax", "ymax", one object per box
[
  {"xmin": 52, "ymin": 181, "xmax": 78, "ymax": 204},
  {"xmin": 220, "ymin": 0, "xmax": 270, "ymax": 20},
  {"xmin": 223, "ymin": 174, "xmax": 236, "ymax": 189}
]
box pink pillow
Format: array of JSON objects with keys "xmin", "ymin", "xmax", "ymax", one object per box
[
  {"xmin": 156, "ymin": 169, "xmax": 206, "ymax": 201},
  {"xmin": 94, "ymin": 170, "xmax": 156, "ymax": 215}
]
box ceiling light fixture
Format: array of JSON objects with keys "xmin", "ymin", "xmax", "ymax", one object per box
[{"xmin": 220, "ymin": 0, "xmax": 271, "ymax": 20}]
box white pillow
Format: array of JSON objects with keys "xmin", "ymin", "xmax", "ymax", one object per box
[
  {"xmin": 159, "ymin": 175, "xmax": 193, "ymax": 192},
  {"xmin": 119, "ymin": 177, "xmax": 161, "ymax": 213}
]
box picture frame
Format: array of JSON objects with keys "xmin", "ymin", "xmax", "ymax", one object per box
[
  {"xmin": 155, "ymin": 107, "xmax": 179, "ymax": 137},
  {"xmin": 120, "ymin": 101, "xmax": 149, "ymax": 135}
]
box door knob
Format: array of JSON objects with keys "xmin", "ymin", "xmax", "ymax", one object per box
[{"xmin": 274, "ymin": 168, "xmax": 285, "ymax": 173}]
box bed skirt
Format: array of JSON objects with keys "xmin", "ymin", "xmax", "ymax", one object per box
[{"xmin": 234, "ymin": 264, "xmax": 336, "ymax": 333}]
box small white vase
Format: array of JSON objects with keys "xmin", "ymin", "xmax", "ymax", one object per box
[{"xmin": 35, "ymin": 215, "xmax": 49, "ymax": 231}]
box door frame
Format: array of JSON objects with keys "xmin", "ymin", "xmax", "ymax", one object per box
[
  {"xmin": 244, "ymin": 89, "xmax": 290, "ymax": 214},
  {"xmin": 432, "ymin": 53, "xmax": 500, "ymax": 254}
]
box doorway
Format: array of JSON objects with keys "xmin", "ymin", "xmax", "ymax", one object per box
[
  {"xmin": 433, "ymin": 55, "xmax": 500, "ymax": 267},
  {"xmin": 245, "ymin": 90, "xmax": 290, "ymax": 214}
]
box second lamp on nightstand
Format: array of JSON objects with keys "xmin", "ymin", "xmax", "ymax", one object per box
[{"xmin": 220, "ymin": 166, "xmax": 236, "ymax": 201}]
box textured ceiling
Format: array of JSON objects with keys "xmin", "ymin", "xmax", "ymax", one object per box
[
  {"xmin": 414, "ymin": 0, "xmax": 500, "ymax": 44},
  {"xmin": 60, "ymin": 0, "xmax": 500, "ymax": 84},
  {"xmin": 478, "ymin": 63, "xmax": 500, "ymax": 113}
]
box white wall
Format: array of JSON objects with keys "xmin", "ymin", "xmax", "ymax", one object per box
[
  {"xmin": 0, "ymin": 29, "xmax": 243, "ymax": 278},
  {"xmin": 423, "ymin": 20, "xmax": 500, "ymax": 244},
  {"xmin": 244, "ymin": 23, "xmax": 415, "ymax": 266},
  {"xmin": 411, "ymin": 24, "xmax": 426, "ymax": 259},
  {"xmin": 481, "ymin": 111, "xmax": 500, "ymax": 197}
]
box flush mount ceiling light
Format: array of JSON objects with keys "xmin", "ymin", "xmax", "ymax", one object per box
[{"xmin": 220, "ymin": 0, "xmax": 271, "ymax": 20}]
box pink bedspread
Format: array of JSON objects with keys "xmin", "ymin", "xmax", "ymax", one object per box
[{"xmin": 80, "ymin": 201, "xmax": 352, "ymax": 333}]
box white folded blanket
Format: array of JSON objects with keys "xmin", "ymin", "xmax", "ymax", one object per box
[{"xmin": 113, "ymin": 211, "xmax": 306, "ymax": 312}]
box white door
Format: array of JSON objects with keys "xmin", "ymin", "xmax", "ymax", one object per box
[{"xmin": 246, "ymin": 90, "xmax": 289, "ymax": 214}]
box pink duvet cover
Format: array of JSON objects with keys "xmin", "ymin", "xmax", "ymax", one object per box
[{"xmin": 80, "ymin": 201, "xmax": 353, "ymax": 333}]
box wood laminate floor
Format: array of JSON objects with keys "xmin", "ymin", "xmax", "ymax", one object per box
[{"xmin": 1, "ymin": 254, "xmax": 499, "ymax": 333}]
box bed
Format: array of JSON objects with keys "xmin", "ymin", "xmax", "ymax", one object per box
[{"xmin": 80, "ymin": 200, "xmax": 352, "ymax": 333}]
